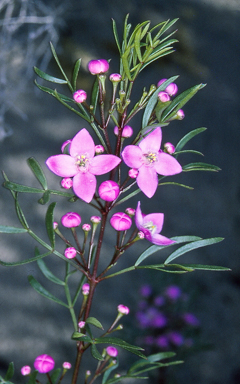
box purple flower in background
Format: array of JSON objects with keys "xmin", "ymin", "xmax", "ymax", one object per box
[
  {"xmin": 121, "ymin": 127, "xmax": 182, "ymax": 198},
  {"xmin": 140, "ymin": 284, "xmax": 152, "ymax": 298},
  {"xmin": 151, "ymin": 312, "xmax": 167, "ymax": 328},
  {"xmin": 46, "ymin": 129, "xmax": 121, "ymax": 203},
  {"xmin": 165, "ymin": 285, "xmax": 182, "ymax": 300},
  {"xmin": 135, "ymin": 201, "xmax": 175, "ymax": 246},
  {"xmin": 168, "ymin": 331, "xmax": 184, "ymax": 346},
  {"xmin": 156, "ymin": 335, "xmax": 169, "ymax": 349},
  {"xmin": 154, "ymin": 295, "xmax": 165, "ymax": 307},
  {"xmin": 182, "ymin": 312, "xmax": 200, "ymax": 327}
]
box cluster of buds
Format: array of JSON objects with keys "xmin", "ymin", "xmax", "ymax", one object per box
[
  {"xmin": 21, "ymin": 354, "xmax": 71, "ymax": 379},
  {"xmin": 157, "ymin": 78, "xmax": 185, "ymax": 120}
]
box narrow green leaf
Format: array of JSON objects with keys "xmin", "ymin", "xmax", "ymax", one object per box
[
  {"xmin": 48, "ymin": 368, "xmax": 61, "ymax": 384},
  {"xmin": 174, "ymin": 150, "xmax": 204, "ymax": 156},
  {"xmin": 94, "ymin": 337, "xmax": 146, "ymax": 358},
  {"xmin": 140, "ymin": 48, "xmax": 175, "ymax": 71},
  {"xmin": 28, "ymin": 275, "xmax": 68, "ymax": 307},
  {"xmin": 26, "ymin": 371, "xmax": 38, "ymax": 384},
  {"xmin": 4, "ymin": 362, "xmax": 14, "ymax": 380},
  {"xmin": 149, "ymin": 39, "xmax": 178, "ymax": 57},
  {"xmin": 45, "ymin": 202, "xmax": 56, "ymax": 248},
  {"xmin": 0, "ymin": 249, "xmax": 52, "ymax": 268},
  {"xmin": 91, "ymin": 344, "xmax": 104, "ymax": 361},
  {"xmin": 35, "ymin": 80, "xmax": 73, "ymax": 102},
  {"xmin": 158, "ymin": 181, "xmax": 193, "ymax": 190},
  {"xmin": 183, "ymin": 162, "xmax": 220, "ymax": 172},
  {"xmin": 122, "ymin": 48, "xmax": 133, "ymax": 81},
  {"xmin": 128, "ymin": 352, "xmax": 175, "ymax": 373},
  {"xmin": 0, "ymin": 225, "xmax": 27, "ymax": 234},
  {"xmin": 152, "ymin": 18, "xmax": 178, "ymax": 39},
  {"xmin": 164, "ymin": 237, "xmax": 224, "ymax": 264},
  {"xmin": 27, "ymin": 157, "xmax": 47, "ymax": 190},
  {"xmin": 175, "ymin": 127, "xmax": 207, "ymax": 152},
  {"xmin": 38, "ymin": 190, "xmax": 51, "ymax": 205},
  {"xmin": 37, "ymin": 258, "xmax": 65, "ymax": 286},
  {"xmin": 86, "ymin": 317, "xmax": 104, "ymax": 330},
  {"xmin": 3, "ymin": 181, "xmax": 44, "ymax": 194},
  {"xmin": 72, "ymin": 58, "xmax": 81, "ymax": 91},
  {"xmin": 134, "ymin": 27, "xmax": 143, "ymax": 62},
  {"xmin": 135, "ymin": 236, "xmax": 202, "ymax": 266},
  {"xmin": 53, "ymin": 89, "xmax": 91, "ymax": 122},
  {"xmin": 34, "ymin": 66, "xmax": 67, "ymax": 84},
  {"xmin": 49, "ymin": 42, "xmax": 71, "ymax": 87},
  {"xmin": 178, "ymin": 263, "xmax": 231, "ymax": 271},
  {"xmin": 112, "ymin": 18, "xmax": 121, "ymax": 54},
  {"xmin": 102, "ymin": 358, "xmax": 119, "ymax": 384},
  {"xmin": 72, "ymin": 332, "xmax": 92, "ymax": 343},
  {"xmin": 15, "ymin": 195, "xmax": 29, "ymax": 229}
]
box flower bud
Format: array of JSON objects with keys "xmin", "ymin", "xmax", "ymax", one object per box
[
  {"xmin": 88, "ymin": 59, "xmax": 109, "ymax": 75},
  {"xmin": 165, "ymin": 83, "xmax": 178, "ymax": 96},
  {"xmin": 53, "ymin": 222, "xmax": 58, "ymax": 230},
  {"xmin": 61, "ymin": 177, "xmax": 73, "ymax": 189},
  {"xmin": 64, "ymin": 247, "xmax": 77, "ymax": 259},
  {"xmin": 137, "ymin": 231, "xmax": 145, "ymax": 239},
  {"xmin": 61, "ymin": 140, "xmax": 71, "ymax": 153},
  {"xmin": 176, "ymin": 109, "xmax": 185, "ymax": 120},
  {"xmin": 110, "ymin": 212, "xmax": 132, "ymax": 231},
  {"xmin": 157, "ymin": 78, "xmax": 167, "ymax": 87},
  {"xmin": 61, "ymin": 212, "xmax": 81, "ymax": 228},
  {"xmin": 95, "ymin": 144, "xmax": 105, "ymax": 154},
  {"xmin": 109, "ymin": 73, "xmax": 122, "ymax": 82},
  {"xmin": 122, "ymin": 125, "xmax": 133, "ymax": 138},
  {"xmin": 125, "ymin": 207, "xmax": 135, "ymax": 217},
  {"xmin": 128, "ymin": 168, "xmax": 138, "ymax": 178},
  {"xmin": 164, "ymin": 142, "xmax": 175, "ymax": 154},
  {"xmin": 62, "ymin": 362, "xmax": 72, "ymax": 370},
  {"xmin": 82, "ymin": 223, "xmax": 91, "ymax": 232},
  {"xmin": 99, "ymin": 180, "xmax": 120, "ymax": 202},
  {"xmin": 106, "ymin": 346, "xmax": 118, "ymax": 357},
  {"xmin": 21, "ymin": 366, "xmax": 31, "ymax": 376},
  {"xmin": 82, "ymin": 283, "xmax": 90, "ymax": 295},
  {"xmin": 158, "ymin": 91, "xmax": 170, "ymax": 102},
  {"xmin": 118, "ymin": 304, "xmax": 130, "ymax": 315},
  {"xmin": 73, "ymin": 90, "xmax": 87, "ymax": 103},
  {"xmin": 90, "ymin": 216, "xmax": 101, "ymax": 224},
  {"xmin": 78, "ymin": 321, "xmax": 86, "ymax": 329},
  {"xmin": 34, "ymin": 354, "xmax": 55, "ymax": 373}
]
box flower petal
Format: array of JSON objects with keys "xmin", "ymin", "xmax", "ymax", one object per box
[
  {"xmin": 70, "ymin": 128, "xmax": 95, "ymax": 159},
  {"xmin": 121, "ymin": 145, "xmax": 143, "ymax": 168},
  {"xmin": 135, "ymin": 201, "xmax": 144, "ymax": 229},
  {"xmin": 137, "ymin": 166, "xmax": 158, "ymax": 198},
  {"xmin": 89, "ymin": 155, "xmax": 121, "ymax": 175},
  {"xmin": 143, "ymin": 213, "xmax": 164, "ymax": 234},
  {"xmin": 139, "ymin": 127, "xmax": 162, "ymax": 153},
  {"xmin": 72, "ymin": 172, "xmax": 96, "ymax": 203},
  {"xmin": 155, "ymin": 152, "xmax": 182, "ymax": 176},
  {"xmin": 46, "ymin": 155, "xmax": 77, "ymax": 177},
  {"xmin": 151, "ymin": 234, "xmax": 175, "ymax": 246}
]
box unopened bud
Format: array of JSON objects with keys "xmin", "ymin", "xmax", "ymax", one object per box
[
  {"xmin": 128, "ymin": 168, "xmax": 138, "ymax": 178},
  {"xmin": 95, "ymin": 145, "xmax": 105, "ymax": 154},
  {"xmin": 90, "ymin": 216, "xmax": 101, "ymax": 224},
  {"xmin": 82, "ymin": 283, "xmax": 90, "ymax": 295},
  {"xmin": 88, "ymin": 59, "xmax": 109, "ymax": 75},
  {"xmin": 106, "ymin": 346, "xmax": 118, "ymax": 357},
  {"xmin": 118, "ymin": 304, "xmax": 130, "ymax": 315},
  {"xmin": 34, "ymin": 354, "xmax": 55, "ymax": 374},
  {"xmin": 73, "ymin": 90, "xmax": 87, "ymax": 103},
  {"xmin": 99, "ymin": 180, "xmax": 120, "ymax": 202},
  {"xmin": 21, "ymin": 366, "xmax": 31, "ymax": 376},
  {"xmin": 53, "ymin": 222, "xmax": 58, "ymax": 230},
  {"xmin": 137, "ymin": 231, "xmax": 145, "ymax": 239},
  {"xmin": 157, "ymin": 78, "xmax": 167, "ymax": 87},
  {"xmin": 62, "ymin": 362, "xmax": 72, "ymax": 370},
  {"xmin": 78, "ymin": 321, "xmax": 86, "ymax": 329},
  {"xmin": 109, "ymin": 73, "xmax": 122, "ymax": 82},
  {"xmin": 64, "ymin": 247, "xmax": 77, "ymax": 259},
  {"xmin": 110, "ymin": 212, "xmax": 132, "ymax": 231},
  {"xmin": 125, "ymin": 207, "xmax": 135, "ymax": 217},
  {"xmin": 176, "ymin": 109, "xmax": 185, "ymax": 120},
  {"xmin": 82, "ymin": 223, "xmax": 91, "ymax": 232},
  {"xmin": 61, "ymin": 212, "xmax": 81, "ymax": 228},
  {"xmin": 165, "ymin": 83, "xmax": 178, "ymax": 96},
  {"xmin": 158, "ymin": 91, "xmax": 170, "ymax": 102},
  {"xmin": 164, "ymin": 142, "xmax": 175, "ymax": 154},
  {"xmin": 61, "ymin": 177, "xmax": 73, "ymax": 189}
]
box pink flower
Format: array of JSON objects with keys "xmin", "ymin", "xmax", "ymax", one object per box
[
  {"xmin": 110, "ymin": 212, "xmax": 132, "ymax": 231},
  {"xmin": 135, "ymin": 202, "xmax": 175, "ymax": 246},
  {"xmin": 34, "ymin": 354, "xmax": 55, "ymax": 373},
  {"xmin": 88, "ymin": 59, "xmax": 109, "ymax": 75},
  {"xmin": 21, "ymin": 366, "xmax": 31, "ymax": 376},
  {"xmin": 122, "ymin": 127, "xmax": 182, "ymax": 198},
  {"xmin": 118, "ymin": 304, "xmax": 130, "ymax": 315},
  {"xmin": 61, "ymin": 212, "xmax": 81, "ymax": 228},
  {"xmin": 98, "ymin": 180, "xmax": 120, "ymax": 201},
  {"xmin": 106, "ymin": 346, "xmax": 118, "ymax": 357},
  {"xmin": 73, "ymin": 89, "xmax": 87, "ymax": 103},
  {"xmin": 46, "ymin": 129, "xmax": 121, "ymax": 203},
  {"xmin": 64, "ymin": 247, "xmax": 77, "ymax": 259}
]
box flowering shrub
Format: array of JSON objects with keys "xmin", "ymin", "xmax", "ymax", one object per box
[{"xmin": 0, "ymin": 14, "xmax": 229, "ymax": 384}]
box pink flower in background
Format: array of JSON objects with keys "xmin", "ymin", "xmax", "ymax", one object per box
[
  {"xmin": 121, "ymin": 127, "xmax": 182, "ymax": 198},
  {"xmin": 135, "ymin": 201, "xmax": 175, "ymax": 246},
  {"xmin": 34, "ymin": 354, "xmax": 55, "ymax": 373},
  {"xmin": 46, "ymin": 129, "xmax": 121, "ymax": 203}
]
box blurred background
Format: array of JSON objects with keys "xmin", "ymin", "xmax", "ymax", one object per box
[{"xmin": 0, "ymin": 0, "xmax": 240, "ymax": 383}]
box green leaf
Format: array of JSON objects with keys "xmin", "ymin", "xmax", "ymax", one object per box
[
  {"xmin": 35, "ymin": 80, "xmax": 74, "ymax": 102},
  {"xmin": 135, "ymin": 236, "xmax": 202, "ymax": 266},
  {"xmin": 27, "ymin": 157, "xmax": 48, "ymax": 190},
  {"xmin": 164, "ymin": 237, "xmax": 224, "ymax": 264},
  {"xmin": 161, "ymin": 83, "xmax": 206, "ymax": 121},
  {"xmin": 49, "ymin": 42, "xmax": 71, "ymax": 87},
  {"xmin": 128, "ymin": 352, "xmax": 175, "ymax": 373},
  {"xmin": 91, "ymin": 77, "xmax": 99, "ymax": 115},
  {"xmin": 0, "ymin": 225, "xmax": 27, "ymax": 234},
  {"xmin": 0, "ymin": 250, "xmax": 52, "ymax": 267},
  {"xmin": 177, "ymin": 263, "xmax": 231, "ymax": 271},
  {"xmin": 26, "ymin": 371, "xmax": 38, "ymax": 384},
  {"xmin": 94, "ymin": 337, "xmax": 146, "ymax": 359},
  {"xmin": 4, "ymin": 363, "xmax": 14, "ymax": 381},
  {"xmin": 175, "ymin": 127, "xmax": 207, "ymax": 152},
  {"xmin": 86, "ymin": 317, "xmax": 104, "ymax": 330},
  {"xmin": 72, "ymin": 58, "xmax": 81, "ymax": 91},
  {"xmin": 3, "ymin": 181, "xmax": 44, "ymax": 194},
  {"xmin": 183, "ymin": 162, "xmax": 220, "ymax": 172},
  {"xmin": 134, "ymin": 27, "xmax": 143, "ymax": 62},
  {"xmin": 15, "ymin": 195, "xmax": 29, "ymax": 229},
  {"xmin": 37, "ymin": 258, "xmax": 65, "ymax": 286},
  {"xmin": 102, "ymin": 358, "xmax": 119, "ymax": 384},
  {"xmin": 112, "ymin": 18, "xmax": 121, "ymax": 54},
  {"xmin": 72, "ymin": 332, "xmax": 92, "ymax": 343},
  {"xmin": 34, "ymin": 66, "xmax": 68, "ymax": 84},
  {"xmin": 28, "ymin": 275, "xmax": 68, "ymax": 307},
  {"xmin": 45, "ymin": 202, "xmax": 56, "ymax": 248},
  {"xmin": 158, "ymin": 181, "xmax": 193, "ymax": 190},
  {"xmin": 38, "ymin": 190, "xmax": 51, "ymax": 205},
  {"xmin": 91, "ymin": 344, "xmax": 104, "ymax": 361},
  {"xmin": 47, "ymin": 368, "xmax": 61, "ymax": 384},
  {"xmin": 122, "ymin": 47, "xmax": 133, "ymax": 81}
]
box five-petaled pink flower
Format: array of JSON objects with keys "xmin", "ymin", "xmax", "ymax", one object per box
[
  {"xmin": 121, "ymin": 127, "xmax": 182, "ymax": 198},
  {"xmin": 135, "ymin": 201, "xmax": 175, "ymax": 246},
  {"xmin": 46, "ymin": 129, "xmax": 121, "ymax": 203}
]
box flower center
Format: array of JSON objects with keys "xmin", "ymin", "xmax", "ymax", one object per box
[
  {"xmin": 143, "ymin": 151, "xmax": 157, "ymax": 166},
  {"xmin": 75, "ymin": 154, "xmax": 89, "ymax": 173},
  {"xmin": 144, "ymin": 221, "xmax": 156, "ymax": 234}
]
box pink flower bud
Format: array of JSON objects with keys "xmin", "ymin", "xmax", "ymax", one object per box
[
  {"xmin": 90, "ymin": 216, "xmax": 101, "ymax": 223},
  {"xmin": 34, "ymin": 354, "xmax": 55, "ymax": 373},
  {"xmin": 176, "ymin": 109, "xmax": 185, "ymax": 120},
  {"xmin": 88, "ymin": 59, "xmax": 109, "ymax": 75},
  {"xmin": 64, "ymin": 247, "xmax": 77, "ymax": 259},
  {"xmin": 125, "ymin": 207, "xmax": 135, "ymax": 217},
  {"xmin": 63, "ymin": 362, "xmax": 72, "ymax": 370},
  {"xmin": 164, "ymin": 142, "xmax": 175, "ymax": 154},
  {"xmin": 157, "ymin": 78, "xmax": 167, "ymax": 87},
  {"xmin": 82, "ymin": 223, "xmax": 91, "ymax": 232},
  {"xmin": 118, "ymin": 304, "xmax": 130, "ymax": 315},
  {"xmin": 95, "ymin": 145, "xmax": 105, "ymax": 154},
  {"xmin": 165, "ymin": 83, "xmax": 178, "ymax": 96},
  {"xmin": 137, "ymin": 231, "xmax": 145, "ymax": 239},
  {"xmin": 78, "ymin": 321, "xmax": 86, "ymax": 328},
  {"xmin": 106, "ymin": 346, "xmax": 118, "ymax": 357},
  {"xmin": 110, "ymin": 213, "xmax": 132, "ymax": 231},
  {"xmin": 53, "ymin": 222, "xmax": 58, "ymax": 230},
  {"xmin": 158, "ymin": 91, "xmax": 170, "ymax": 102},
  {"xmin": 61, "ymin": 212, "xmax": 81, "ymax": 228},
  {"xmin": 122, "ymin": 125, "xmax": 133, "ymax": 138},
  {"xmin": 73, "ymin": 90, "xmax": 87, "ymax": 103},
  {"xmin": 128, "ymin": 168, "xmax": 138, "ymax": 178},
  {"xmin": 109, "ymin": 73, "xmax": 122, "ymax": 82},
  {"xmin": 61, "ymin": 140, "xmax": 71, "ymax": 153},
  {"xmin": 99, "ymin": 180, "xmax": 120, "ymax": 202},
  {"xmin": 21, "ymin": 366, "xmax": 31, "ymax": 376},
  {"xmin": 61, "ymin": 177, "xmax": 73, "ymax": 189},
  {"xmin": 114, "ymin": 126, "xmax": 119, "ymax": 136},
  {"xmin": 82, "ymin": 283, "xmax": 90, "ymax": 295}
]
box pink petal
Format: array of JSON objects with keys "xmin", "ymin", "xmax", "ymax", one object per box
[
  {"xmin": 46, "ymin": 155, "xmax": 77, "ymax": 177},
  {"xmin": 155, "ymin": 152, "xmax": 182, "ymax": 176},
  {"xmin": 70, "ymin": 129, "xmax": 95, "ymax": 159},
  {"xmin": 137, "ymin": 166, "xmax": 158, "ymax": 198},
  {"xmin": 135, "ymin": 201, "xmax": 144, "ymax": 229},
  {"xmin": 151, "ymin": 234, "xmax": 175, "ymax": 246},
  {"xmin": 89, "ymin": 155, "xmax": 121, "ymax": 175},
  {"xmin": 139, "ymin": 127, "xmax": 162, "ymax": 153},
  {"xmin": 143, "ymin": 213, "xmax": 164, "ymax": 234},
  {"xmin": 72, "ymin": 172, "xmax": 96, "ymax": 203},
  {"xmin": 121, "ymin": 145, "xmax": 143, "ymax": 168}
]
